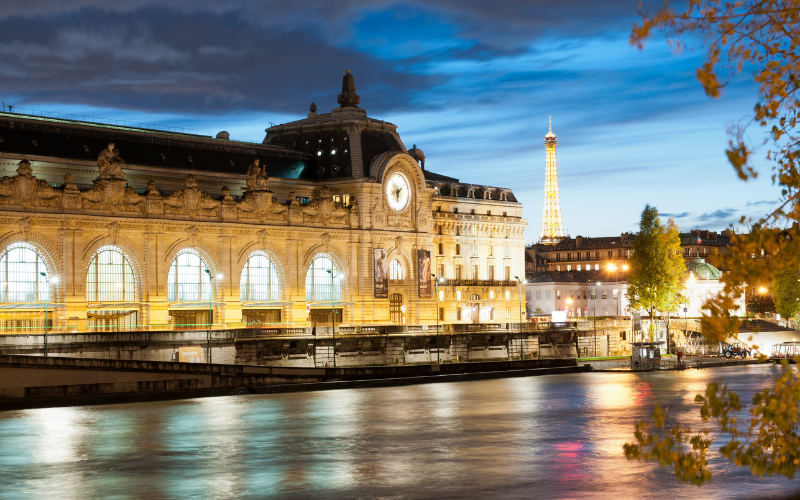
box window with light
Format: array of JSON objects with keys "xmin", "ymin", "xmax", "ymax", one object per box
[
  {"xmin": 306, "ymin": 254, "xmax": 342, "ymax": 302},
  {"xmin": 0, "ymin": 243, "xmax": 50, "ymax": 303},
  {"xmin": 240, "ymin": 252, "xmax": 281, "ymax": 301},
  {"xmin": 389, "ymin": 259, "xmax": 403, "ymax": 280},
  {"xmin": 87, "ymin": 246, "xmax": 137, "ymax": 302},
  {"xmin": 167, "ymin": 249, "xmax": 211, "ymax": 302}
]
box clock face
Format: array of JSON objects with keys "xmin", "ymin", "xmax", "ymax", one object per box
[{"xmin": 385, "ymin": 173, "xmax": 410, "ymax": 212}]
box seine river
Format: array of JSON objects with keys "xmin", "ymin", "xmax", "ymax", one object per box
[{"xmin": 0, "ymin": 364, "xmax": 797, "ymax": 499}]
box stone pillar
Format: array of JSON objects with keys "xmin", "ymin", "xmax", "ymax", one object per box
[{"xmin": 145, "ymin": 231, "xmax": 169, "ymax": 331}]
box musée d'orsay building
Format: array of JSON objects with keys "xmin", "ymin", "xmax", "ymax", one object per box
[{"xmin": 0, "ymin": 70, "xmax": 526, "ymax": 333}]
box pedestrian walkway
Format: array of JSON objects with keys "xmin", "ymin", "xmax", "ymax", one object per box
[{"xmin": 584, "ymin": 356, "xmax": 764, "ymax": 372}]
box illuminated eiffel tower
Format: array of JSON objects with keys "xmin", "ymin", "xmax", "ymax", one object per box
[{"xmin": 538, "ymin": 117, "xmax": 566, "ymax": 244}]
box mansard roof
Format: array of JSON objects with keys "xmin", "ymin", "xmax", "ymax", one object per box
[
  {"xmin": 0, "ymin": 111, "xmax": 311, "ymax": 179},
  {"xmin": 528, "ymin": 270, "xmax": 623, "ymax": 284}
]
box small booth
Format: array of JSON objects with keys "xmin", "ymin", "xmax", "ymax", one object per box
[{"xmin": 631, "ymin": 342, "xmax": 664, "ymax": 370}]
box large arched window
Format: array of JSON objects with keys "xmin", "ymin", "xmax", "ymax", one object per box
[
  {"xmin": 305, "ymin": 254, "xmax": 342, "ymax": 302},
  {"xmin": 0, "ymin": 243, "xmax": 50, "ymax": 303},
  {"xmin": 240, "ymin": 252, "xmax": 281, "ymax": 301},
  {"xmin": 389, "ymin": 259, "xmax": 404, "ymax": 280},
  {"xmin": 167, "ymin": 249, "xmax": 212, "ymax": 302},
  {"xmin": 87, "ymin": 246, "xmax": 137, "ymax": 302}
]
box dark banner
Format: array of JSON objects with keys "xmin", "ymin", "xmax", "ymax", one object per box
[
  {"xmin": 373, "ymin": 248, "xmax": 388, "ymax": 298},
  {"xmin": 418, "ymin": 249, "xmax": 431, "ymax": 299}
]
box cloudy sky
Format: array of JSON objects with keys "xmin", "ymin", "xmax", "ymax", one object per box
[{"xmin": 0, "ymin": 0, "xmax": 781, "ymax": 242}]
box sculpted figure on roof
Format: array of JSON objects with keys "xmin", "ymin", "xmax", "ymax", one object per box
[
  {"xmin": 246, "ymin": 158, "xmax": 268, "ymax": 191},
  {"xmin": 97, "ymin": 143, "xmax": 125, "ymax": 180}
]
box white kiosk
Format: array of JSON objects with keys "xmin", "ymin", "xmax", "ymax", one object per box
[{"xmin": 631, "ymin": 342, "xmax": 664, "ymax": 370}]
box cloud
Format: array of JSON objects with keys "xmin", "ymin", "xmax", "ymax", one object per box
[
  {"xmin": 660, "ymin": 212, "xmax": 690, "ymax": 219},
  {"xmin": 696, "ymin": 209, "xmax": 739, "ymax": 223}
]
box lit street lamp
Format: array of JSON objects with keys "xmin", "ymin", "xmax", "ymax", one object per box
[
  {"xmin": 40, "ymin": 272, "xmax": 56, "ymax": 357},
  {"xmin": 432, "ymin": 274, "xmax": 444, "ymax": 363},
  {"xmin": 515, "ymin": 276, "xmax": 527, "ymax": 360},
  {"xmin": 203, "ymin": 269, "xmax": 221, "ymax": 364},
  {"xmin": 326, "ymin": 268, "xmax": 342, "ymax": 368}
]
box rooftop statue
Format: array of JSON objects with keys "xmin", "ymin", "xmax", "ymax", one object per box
[
  {"xmin": 97, "ymin": 143, "xmax": 125, "ymax": 180},
  {"xmin": 246, "ymin": 158, "xmax": 268, "ymax": 191}
]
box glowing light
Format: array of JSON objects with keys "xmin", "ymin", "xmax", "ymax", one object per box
[
  {"xmin": 538, "ymin": 117, "xmax": 565, "ymax": 244},
  {"xmin": 606, "ymin": 263, "xmax": 616, "ymax": 271},
  {"xmin": 622, "ymin": 264, "xmax": 629, "ymax": 271},
  {"xmin": 759, "ymin": 287, "xmax": 767, "ymax": 294}
]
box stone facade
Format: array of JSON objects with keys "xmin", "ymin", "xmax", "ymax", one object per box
[{"xmin": 0, "ymin": 72, "xmax": 526, "ymax": 333}]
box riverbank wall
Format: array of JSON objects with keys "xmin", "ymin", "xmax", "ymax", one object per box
[
  {"xmin": 0, "ymin": 324, "xmax": 582, "ymax": 367},
  {"xmin": 0, "ymin": 354, "xmax": 585, "ymax": 410}
]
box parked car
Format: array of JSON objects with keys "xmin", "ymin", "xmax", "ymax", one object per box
[{"xmin": 722, "ymin": 342, "xmax": 750, "ymax": 359}]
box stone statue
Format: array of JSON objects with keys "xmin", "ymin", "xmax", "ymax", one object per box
[
  {"xmin": 97, "ymin": 143, "xmax": 125, "ymax": 180},
  {"xmin": 246, "ymin": 158, "xmax": 268, "ymax": 191},
  {"xmin": 164, "ymin": 174, "xmax": 220, "ymax": 218}
]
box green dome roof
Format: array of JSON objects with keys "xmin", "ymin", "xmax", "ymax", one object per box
[{"xmin": 687, "ymin": 257, "xmax": 721, "ymax": 280}]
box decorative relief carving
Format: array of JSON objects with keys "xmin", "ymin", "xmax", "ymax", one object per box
[
  {"xmin": 17, "ymin": 217, "xmax": 32, "ymax": 239},
  {"xmin": 349, "ymin": 198, "xmax": 360, "ymax": 228},
  {"xmin": 164, "ymin": 175, "xmax": 220, "ymax": 218},
  {"xmin": 81, "ymin": 179, "xmax": 144, "ymax": 214},
  {"xmin": 237, "ymin": 191, "xmax": 287, "ymax": 222},
  {"xmin": 63, "ymin": 173, "xmax": 81, "ymax": 210},
  {"xmin": 185, "ymin": 226, "xmax": 198, "ymax": 245},
  {"xmin": 146, "ymin": 180, "xmax": 164, "ymax": 215},
  {"xmin": 107, "ymin": 222, "xmax": 120, "ymax": 244},
  {"xmin": 302, "ymin": 187, "xmax": 348, "ymax": 225},
  {"xmin": 0, "ymin": 160, "xmax": 61, "ymax": 209}
]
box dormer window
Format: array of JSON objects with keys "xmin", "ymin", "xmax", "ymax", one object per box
[{"xmin": 188, "ymin": 156, "xmax": 193, "ymax": 162}]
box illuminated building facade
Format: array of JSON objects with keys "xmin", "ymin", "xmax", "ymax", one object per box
[{"xmin": 0, "ymin": 71, "xmax": 527, "ymax": 333}]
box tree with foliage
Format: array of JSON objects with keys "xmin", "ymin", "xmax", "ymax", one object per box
[
  {"xmin": 626, "ymin": 0, "xmax": 800, "ymax": 485},
  {"xmin": 626, "ymin": 205, "xmax": 687, "ymax": 346},
  {"xmin": 747, "ymin": 291, "xmax": 775, "ymax": 315},
  {"xmin": 773, "ymin": 269, "xmax": 800, "ymax": 319}
]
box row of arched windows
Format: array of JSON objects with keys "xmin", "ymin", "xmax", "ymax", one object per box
[{"xmin": 0, "ymin": 243, "xmax": 346, "ymax": 304}]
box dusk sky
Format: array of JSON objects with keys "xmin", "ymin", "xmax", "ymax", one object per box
[{"xmin": 0, "ymin": 0, "xmax": 781, "ymax": 243}]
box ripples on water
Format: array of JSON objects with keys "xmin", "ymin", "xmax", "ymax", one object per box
[{"xmin": 0, "ymin": 365, "xmax": 797, "ymax": 499}]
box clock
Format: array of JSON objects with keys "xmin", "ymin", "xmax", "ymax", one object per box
[{"xmin": 385, "ymin": 172, "xmax": 410, "ymax": 212}]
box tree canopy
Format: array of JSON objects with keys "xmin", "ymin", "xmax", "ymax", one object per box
[
  {"xmin": 627, "ymin": 0, "xmax": 800, "ymax": 485},
  {"xmin": 626, "ymin": 205, "xmax": 686, "ymax": 340}
]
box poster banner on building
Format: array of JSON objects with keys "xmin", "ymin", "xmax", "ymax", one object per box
[
  {"xmin": 418, "ymin": 249, "xmax": 432, "ymax": 298},
  {"xmin": 373, "ymin": 248, "xmax": 388, "ymax": 298}
]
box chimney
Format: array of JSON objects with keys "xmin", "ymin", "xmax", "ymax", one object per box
[{"xmin": 575, "ymin": 236, "xmax": 583, "ymax": 248}]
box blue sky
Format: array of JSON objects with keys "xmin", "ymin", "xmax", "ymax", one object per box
[{"xmin": 0, "ymin": 1, "xmax": 781, "ymax": 242}]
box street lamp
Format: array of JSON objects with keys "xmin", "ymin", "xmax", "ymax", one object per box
[
  {"xmin": 325, "ymin": 268, "xmax": 342, "ymax": 368},
  {"xmin": 204, "ymin": 269, "xmax": 221, "ymax": 364},
  {"xmin": 589, "ymin": 279, "xmax": 602, "ymax": 357},
  {"xmin": 515, "ymin": 276, "xmax": 526, "ymax": 360},
  {"xmin": 40, "ymin": 272, "xmax": 56, "ymax": 357},
  {"xmin": 432, "ymin": 274, "xmax": 444, "ymax": 363}
]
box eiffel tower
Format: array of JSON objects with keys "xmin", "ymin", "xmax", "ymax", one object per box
[{"xmin": 539, "ymin": 117, "xmax": 565, "ymax": 244}]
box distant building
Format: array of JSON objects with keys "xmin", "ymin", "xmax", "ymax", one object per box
[
  {"xmin": 524, "ymin": 256, "xmax": 745, "ymax": 320},
  {"xmin": 525, "ymin": 230, "xmax": 735, "ymax": 276}
]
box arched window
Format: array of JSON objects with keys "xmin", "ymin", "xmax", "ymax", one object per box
[
  {"xmin": 305, "ymin": 254, "xmax": 342, "ymax": 302},
  {"xmin": 240, "ymin": 252, "xmax": 280, "ymax": 301},
  {"xmin": 167, "ymin": 249, "xmax": 212, "ymax": 302},
  {"xmin": 87, "ymin": 246, "xmax": 136, "ymax": 302},
  {"xmin": 389, "ymin": 259, "xmax": 403, "ymax": 280},
  {"xmin": 0, "ymin": 243, "xmax": 50, "ymax": 303}
]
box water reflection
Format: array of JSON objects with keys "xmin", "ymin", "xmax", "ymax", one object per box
[{"xmin": 0, "ymin": 365, "xmax": 797, "ymax": 499}]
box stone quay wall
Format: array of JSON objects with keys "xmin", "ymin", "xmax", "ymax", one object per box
[
  {"xmin": 0, "ymin": 323, "xmax": 582, "ymax": 367},
  {"xmin": 0, "ymin": 354, "xmax": 585, "ymax": 410}
]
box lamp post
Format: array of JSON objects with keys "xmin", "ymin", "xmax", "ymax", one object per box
[
  {"xmin": 326, "ymin": 268, "xmax": 339, "ymax": 368},
  {"xmin": 432, "ymin": 274, "xmax": 444, "ymax": 363},
  {"xmin": 203, "ymin": 269, "xmax": 221, "ymax": 364},
  {"xmin": 589, "ymin": 279, "xmax": 602, "ymax": 357},
  {"xmin": 40, "ymin": 272, "xmax": 54, "ymax": 357},
  {"xmin": 515, "ymin": 276, "xmax": 526, "ymax": 360}
]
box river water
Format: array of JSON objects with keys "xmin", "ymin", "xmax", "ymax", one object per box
[{"xmin": 0, "ymin": 364, "xmax": 797, "ymax": 499}]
